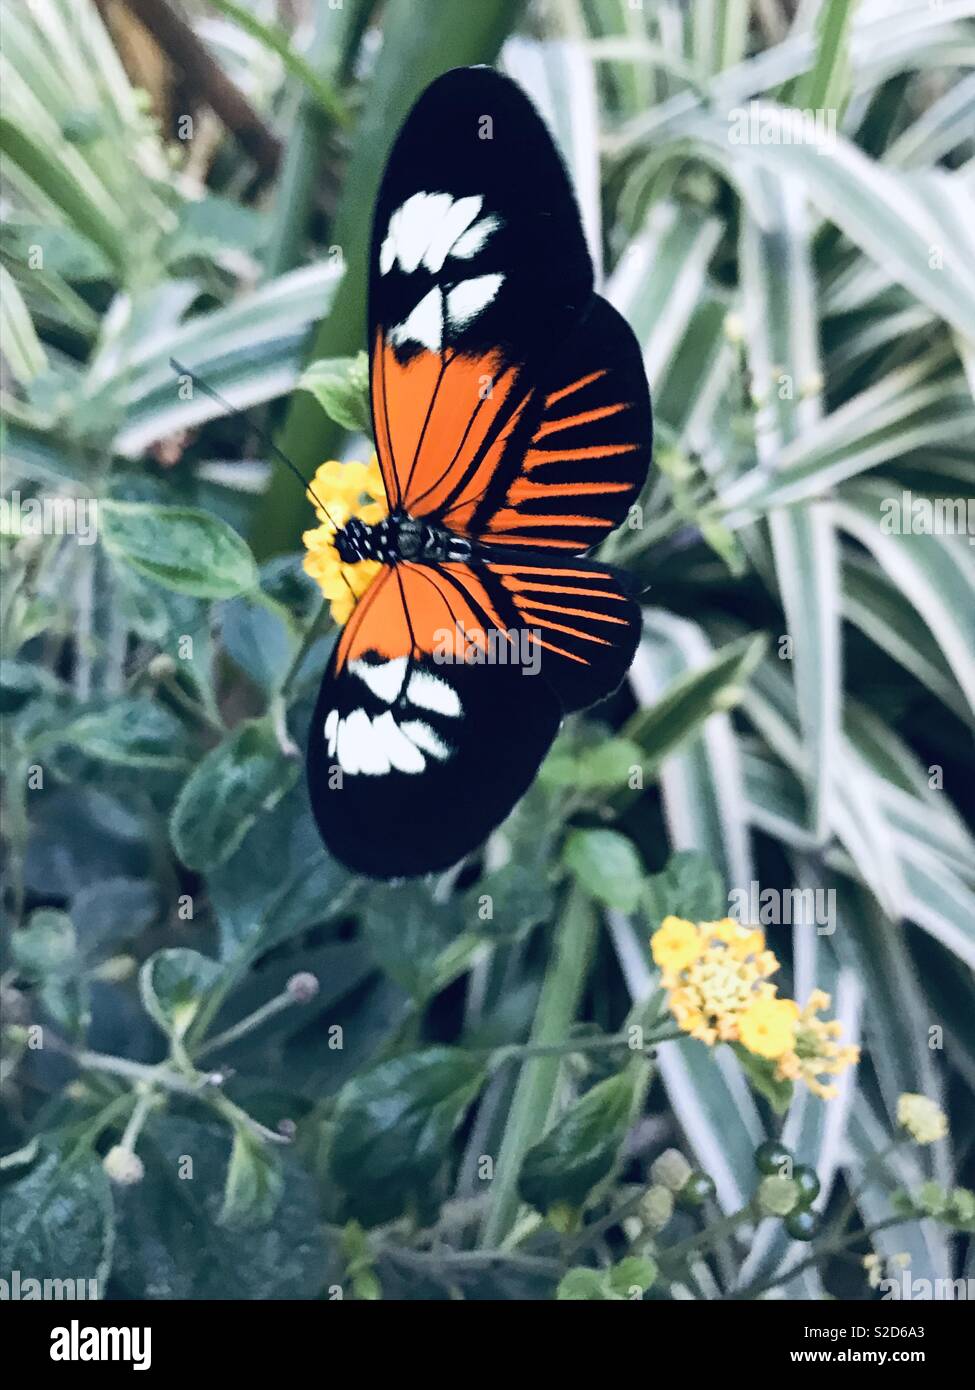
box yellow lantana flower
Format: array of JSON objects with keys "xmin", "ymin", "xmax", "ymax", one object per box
[
  {"xmin": 650, "ymin": 917, "xmax": 778, "ymax": 1046},
  {"xmin": 301, "ymin": 458, "xmax": 388, "ymax": 625},
  {"xmin": 650, "ymin": 920, "xmax": 859, "ymax": 1100},
  {"xmin": 738, "ymin": 996, "xmax": 800, "ymax": 1060},
  {"xmin": 775, "ymin": 990, "xmax": 860, "ymax": 1100},
  {"xmin": 651, "ymin": 916, "xmax": 702, "ymax": 976}
]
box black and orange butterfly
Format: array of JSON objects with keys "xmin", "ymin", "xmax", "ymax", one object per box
[{"xmin": 307, "ymin": 66, "xmax": 652, "ymax": 878}]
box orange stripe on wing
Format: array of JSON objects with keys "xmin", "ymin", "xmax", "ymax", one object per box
[
  {"xmin": 488, "ymin": 564, "xmax": 615, "ymax": 580},
  {"xmin": 545, "ymin": 370, "xmax": 606, "ymax": 408},
  {"xmin": 523, "ymin": 442, "xmax": 640, "ymax": 468},
  {"xmin": 500, "ymin": 577, "xmax": 627, "ymax": 601},
  {"xmin": 533, "ymin": 401, "xmax": 629, "ymax": 438},
  {"xmin": 520, "ymin": 612, "xmax": 613, "ymax": 646},
  {"xmin": 481, "ymin": 535, "xmax": 582, "ymax": 549},
  {"xmin": 487, "ymin": 509, "xmax": 615, "ymax": 532},
  {"xmin": 515, "ymin": 597, "xmax": 629, "ymax": 625},
  {"xmin": 507, "ymin": 478, "xmax": 634, "ymax": 502}
]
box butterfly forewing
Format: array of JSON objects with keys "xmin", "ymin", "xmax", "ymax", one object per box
[{"xmin": 368, "ymin": 65, "xmax": 595, "ymax": 515}]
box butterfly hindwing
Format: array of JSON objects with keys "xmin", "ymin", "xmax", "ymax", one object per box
[
  {"xmin": 307, "ymin": 563, "xmax": 561, "ymax": 878},
  {"xmin": 482, "ymin": 551, "xmax": 642, "ymax": 712}
]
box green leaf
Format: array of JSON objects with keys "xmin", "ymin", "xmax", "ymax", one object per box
[
  {"xmin": 298, "ymin": 353, "xmax": 372, "ymax": 435},
  {"xmin": 0, "ymin": 1147, "xmax": 113, "ymax": 1294},
  {"xmin": 518, "ymin": 1064, "xmax": 648, "ymax": 1215},
  {"xmin": 112, "ymin": 1118, "xmax": 328, "ymax": 1299},
  {"xmin": 170, "ymin": 719, "xmax": 299, "ymax": 873},
  {"xmin": 100, "ymin": 500, "xmax": 258, "ymax": 600},
  {"xmin": 58, "ymin": 698, "xmax": 187, "ymax": 769},
  {"xmin": 731, "ymin": 1044, "xmax": 794, "ymax": 1116},
  {"xmin": 330, "ymin": 1048, "xmax": 487, "ymax": 1227},
  {"xmin": 362, "ymin": 882, "xmax": 472, "ymax": 1004},
  {"xmin": 0, "ymin": 265, "xmax": 47, "ymax": 384},
  {"xmin": 608, "ymin": 1254, "xmax": 658, "ymax": 1298},
  {"xmin": 70, "ymin": 877, "xmax": 159, "ymax": 959},
  {"xmin": 139, "ymin": 948, "xmax": 222, "ymax": 1042},
  {"xmin": 556, "ymin": 1267, "xmax": 616, "ymax": 1300},
  {"xmin": 625, "ymin": 632, "xmax": 767, "ymax": 777},
  {"xmin": 208, "ymin": 0, "xmax": 351, "ymax": 127},
  {"xmin": 10, "ymin": 909, "xmax": 77, "ymax": 981},
  {"xmin": 540, "ymin": 736, "xmax": 645, "ymax": 793},
  {"xmin": 644, "ymin": 850, "xmax": 727, "ymax": 933},
  {"xmin": 562, "ymin": 828, "xmax": 643, "ymax": 911},
  {"xmin": 218, "ymin": 1126, "xmax": 284, "ymax": 1230},
  {"xmin": 206, "ymin": 782, "xmax": 353, "ymax": 962}
]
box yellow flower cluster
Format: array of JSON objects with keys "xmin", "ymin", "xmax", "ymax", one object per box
[
  {"xmin": 650, "ymin": 917, "xmax": 859, "ymax": 1099},
  {"xmin": 301, "ymin": 458, "xmax": 387, "ymax": 625}
]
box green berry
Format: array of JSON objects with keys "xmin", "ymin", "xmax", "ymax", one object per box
[
  {"xmin": 754, "ymin": 1140, "xmax": 794, "ymax": 1176},
  {"xmin": 793, "ymin": 1165, "xmax": 821, "ymax": 1207},
  {"xmin": 784, "ymin": 1208, "xmax": 820, "ymax": 1241},
  {"xmin": 679, "ymin": 1172, "xmax": 716, "ymax": 1207}
]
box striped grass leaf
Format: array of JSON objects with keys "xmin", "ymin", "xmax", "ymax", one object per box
[
  {"xmin": 833, "ymin": 478, "xmax": 975, "ymax": 711},
  {"xmin": 738, "ymin": 163, "xmax": 837, "ymax": 843}
]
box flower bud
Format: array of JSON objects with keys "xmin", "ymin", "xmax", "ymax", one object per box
[
  {"xmin": 287, "ymin": 972, "xmax": 319, "ymax": 1004},
  {"xmin": 650, "ymin": 1148, "xmax": 692, "ymax": 1192},
  {"xmin": 757, "ymin": 1174, "xmax": 799, "ymax": 1217},
  {"xmin": 103, "ymin": 1145, "xmax": 144, "ymax": 1186},
  {"xmin": 639, "ymin": 1185, "xmax": 674, "ymax": 1232},
  {"xmin": 148, "ymin": 654, "xmax": 177, "ymax": 681}
]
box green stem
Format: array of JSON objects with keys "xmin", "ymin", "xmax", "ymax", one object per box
[
  {"xmin": 660, "ymin": 1201, "xmax": 757, "ymax": 1270},
  {"xmin": 479, "ymin": 886, "xmax": 597, "ymax": 1249},
  {"xmin": 486, "ymin": 1025, "xmax": 683, "ymax": 1070},
  {"xmin": 278, "ymin": 598, "xmax": 329, "ymax": 703},
  {"xmin": 195, "ymin": 989, "xmax": 295, "ymax": 1059},
  {"xmin": 731, "ymin": 1215, "xmax": 914, "ymax": 1300},
  {"xmin": 75, "ymin": 1049, "xmax": 202, "ymax": 1097}
]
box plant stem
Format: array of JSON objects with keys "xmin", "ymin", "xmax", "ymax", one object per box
[
  {"xmin": 730, "ymin": 1215, "xmax": 914, "ymax": 1300},
  {"xmin": 479, "ymin": 886, "xmax": 597, "ymax": 1249},
  {"xmin": 278, "ymin": 598, "xmax": 329, "ymax": 703},
  {"xmin": 486, "ymin": 1025, "xmax": 683, "ymax": 1069},
  {"xmin": 195, "ymin": 989, "xmax": 295, "ymax": 1059},
  {"xmin": 75, "ymin": 1049, "xmax": 202, "ymax": 1096}
]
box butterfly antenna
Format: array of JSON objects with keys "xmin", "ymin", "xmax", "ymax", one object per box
[
  {"xmin": 169, "ymin": 359, "xmax": 361, "ymax": 613},
  {"xmin": 169, "ymin": 358, "xmax": 340, "ymax": 528}
]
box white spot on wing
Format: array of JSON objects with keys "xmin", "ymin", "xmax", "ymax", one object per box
[
  {"xmin": 423, "ymin": 195, "xmax": 483, "ymax": 273},
  {"xmin": 447, "ymin": 274, "xmax": 504, "ymax": 329},
  {"xmin": 407, "ymin": 669, "xmax": 462, "ymax": 718},
  {"xmin": 450, "ymin": 215, "xmax": 501, "ymax": 261},
  {"xmin": 389, "ymin": 286, "xmax": 443, "ymax": 352},
  {"xmin": 401, "ymin": 719, "xmax": 451, "ymax": 761},
  {"xmin": 324, "ymin": 708, "xmax": 339, "ymax": 756},
  {"xmin": 349, "ymin": 656, "xmax": 408, "ymax": 704},
  {"xmin": 373, "ymin": 710, "xmax": 425, "ymax": 773},
  {"xmin": 380, "ymin": 192, "xmax": 501, "ymax": 277}
]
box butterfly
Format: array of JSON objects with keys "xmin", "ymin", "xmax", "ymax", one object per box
[{"xmin": 306, "ymin": 66, "xmax": 652, "ymax": 879}]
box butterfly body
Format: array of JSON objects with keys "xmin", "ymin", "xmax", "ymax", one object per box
[
  {"xmin": 305, "ymin": 66, "xmax": 653, "ymax": 879},
  {"xmin": 335, "ymin": 513, "xmax": 474, "ymax": 566}
]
